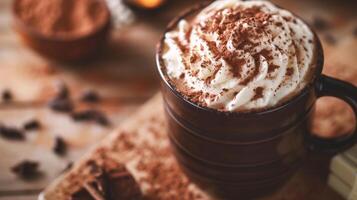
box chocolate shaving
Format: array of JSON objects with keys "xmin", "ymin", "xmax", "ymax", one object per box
[
  {"xmin": 23, "ymin": 119, "xmax": 41, "ymax": 131},
  {"xmin": 70, "ymin": 165, "xmax": 142, "ymax": 200},
  {"xmin": 0, "ymin": 125, "xmax": 25, "ymax": 141},
  {"xmin": 173, "ymin": 37, "xmax": 188, "ymax": 54},
  {"xmin": 1, "ymin": 89, "xmax": 13, "ymax": 103},
  {"xmin": 80, "ymin": 90, "xmax": 100, "ymax": 103},
  {"xmin": 286, "ymin": 68, "xmax": 294, "ymax": 76},
  {"xmin": 70, "ymin": 171, "xmax": 107, "ymax": 200},
  {"xmin": 179, "ymin": 73, "xmax": 185, "ymax": 79},
  {"xmin": 239, "ymin": 52, "xmax": 262, "ymax": 86},
  {"xmin": 198, "ymin": 6, "xmax": 273, "ymax": 83},
  {"xmin": 268, "ymin": 64, "xmax": 279, "ymax": 73},
  {"xmin": 252, "ymin": 87, "xmax": 264, "ymax": 100},
  {"xmin": 83, "ymin": 183, "xmax": 106, "ymax": 200},
  {"xmin": 71, "ymin": 110, "xmax": 110, "ymax": 127},
  {"xmin": 53, "ymin": 137, "xmax": 67, "ymax": 156},
  {"xmin": 205, "ymin": 64, "xmax": 221, "ymax": 84},
  {"xmin": 189, "ymin": 53, "xmax": 199, "ymax": 63},
  {"xmin": 11, "ymin": 160, "xmax": 41, "ymax": 180},
  {"xmin": 228, "ymin": 57, "xmax": 246, "ymax": 78},
  {"xmin": 107, "ymin": 169, "xmax": 142, "ymax": 199}
]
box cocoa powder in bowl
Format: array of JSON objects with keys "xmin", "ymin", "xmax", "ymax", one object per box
[{"xmin": 14, "ymin": 0, "xmax": 109, "ymax": 39}]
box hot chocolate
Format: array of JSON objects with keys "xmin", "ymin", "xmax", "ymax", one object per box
[{"xmin": 161, "ymin": 0, "xmax": 316, "ymax": 112}]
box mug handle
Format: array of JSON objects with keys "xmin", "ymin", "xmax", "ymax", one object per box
[{"xmin": 307, "ymin": 75, "xmax": 357, "ymax": 153}]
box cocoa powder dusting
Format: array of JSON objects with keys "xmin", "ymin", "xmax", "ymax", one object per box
[
  {"xmin": 286, "ymin": 68, "xmax": 294, "ymax": 76},
  {"xmin": 252, "ymin": 87, "xmax": 264, "ymax": 100},
  {"xmin": 164, "ymin": 1, "xmax": 315, "ymax": 112},
  {"xmin": 15, "ymin": 0, "xmax": 108, "ymax": 37},
  {"xmin": 268, "ymin": 64, "xmax": 279, "ymax": 73},
  {"xmin": 198, "ymin": 6, "xmax": 271, "ymax": 81}
]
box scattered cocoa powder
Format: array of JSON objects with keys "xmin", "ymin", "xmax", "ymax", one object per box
[{"xmin": 15, "ymin": 0, "xmax": 109, "ymax": 38}]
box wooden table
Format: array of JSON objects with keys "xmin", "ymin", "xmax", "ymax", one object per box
[{"xmin": 0, "ymin": 0, "xmax": 356, "ymax": 199}]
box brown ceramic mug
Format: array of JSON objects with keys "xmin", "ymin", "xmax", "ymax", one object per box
[{"xmin": 156, "ymin": 3, "xmax": 357, "ymax": 200}]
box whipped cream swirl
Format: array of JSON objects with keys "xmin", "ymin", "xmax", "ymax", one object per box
[{"xmin": 162, "ymin": 0, "xmax": 315, "ymax": 112}]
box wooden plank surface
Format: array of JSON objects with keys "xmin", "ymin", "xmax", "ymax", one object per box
[{"xmin": 0, "ymin": 0, "xmax": 356, "ymax": 199}]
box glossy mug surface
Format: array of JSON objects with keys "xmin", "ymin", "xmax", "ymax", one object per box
[{"xmin": 156, "ymin": 3, "xmax": 357, "ymax": 199}]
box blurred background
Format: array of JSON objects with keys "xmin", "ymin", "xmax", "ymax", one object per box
[{"xmin": 0, "ymin": 0, "xmax": 356, "ymax": 199}]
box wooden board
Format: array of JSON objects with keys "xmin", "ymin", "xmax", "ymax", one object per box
[{"xmin": 0, "ymin": 0, "xmax": 356, "ymax": 199}]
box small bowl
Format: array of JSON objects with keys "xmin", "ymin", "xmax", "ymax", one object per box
[{"xmin": 12, "ymin": 0, "xmax": 111, "ymax": 62}]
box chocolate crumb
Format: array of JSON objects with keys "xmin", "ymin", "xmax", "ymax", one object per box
[
  {"xmin": 48, "ymin": 98, "xmax": 74, "ymax": 113},
  {"xmin": 324, "ymin": 33, "xmax": 337, "ymax": 45},
  {"xmin": 53, "ymin": 137, "xmax": 67, "ymax": 156},
  {"xmin": 268, "ymin": 64, "xmax": 279, "ymax": 73},
  {"xmin": 48, "ymin": 82, "xmax": 73, "ymax": 113},
  {"xmin": 179, "ymin": 73, "xmax": 185, "ymax": 79},
  {"xmin": 0, "ymin": 125, "xmax": 25, "ymax": 141},
  {"xmin": 286, "ymin": 68, "xmax": 294, "ymax": 76},
  {"xmin": 107, "ymin": 169, "xmax": 142, "ymax": 199},
  {"xmin": 252, "ymin": 87, "xmax": 264, "ymax": 100},
  {"xmin": 11, "ymin": 160, "xmax": 41, "ymax": 180},
  {"xmin": 70, "ymin": 171, "xmax": 108, "ymax": 200},
  {"xmin": 71, "ymin": 110, "xmax": 110, "ymax": 127},
  {"xmin": 56, "ymin": 82, "xmax": 70, "ymax": 100},
  {"xmin": 312, "ymin": 16, "xmax": 329, "ymax": 31},
  {"xmin": 96, "ymin": 116, "xmax": 111, "ymax": 127},
  {"xmin": 23, "ymin": 119, "xmax": 41, "ymax": 131},
  {"xmin": 81, "ymin": 90, "xmax": 100, "ymax": 103},
  {"xmin": 70, "ymin": 166, "xmax": 142, "ymax": 200},
  {"xmin": 2, "ymin": 89, "xmax": 13, "ymax": 103}
]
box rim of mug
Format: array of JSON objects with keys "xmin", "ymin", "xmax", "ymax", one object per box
[{"xmin": 156, "ymin": 1, "xmax": 324, "ymax": 117}]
